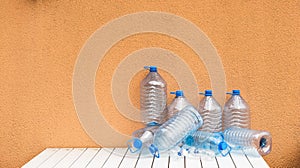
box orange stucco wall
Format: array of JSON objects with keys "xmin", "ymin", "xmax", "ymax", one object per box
[{"xmin": 1, "ymin": 1, "xmax": 299, "ymax": 167}]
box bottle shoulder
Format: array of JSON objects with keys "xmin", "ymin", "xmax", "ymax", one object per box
[
  {"xmin": 141, "ymin": 72, "xmax": 167, "ymax": 87},
  {"xmin": 224, "ymin": 95, "xmax": 249, "ymax": 110},
  {"xmin": 198, "ymin": 96, "xmax": 222, "ymax": 111},
  {"xmin": 168, "ymin": 97, "xmax": 191, "ymax": 111}
]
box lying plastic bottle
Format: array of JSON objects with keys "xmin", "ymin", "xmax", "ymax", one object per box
[
  {"xmin": 150, "ymin": 105, "xmax": 203, "ymax": 158},
  {"xmin": 223, "ymin": 90, "xmax": 250, "ymax": 130},
  {"xmin": 223, "ymin": 127, "xmax": 272, "ymax": 156},
  {"xmin": 127, "ymin": 126, "xmax": 159, "ymax": 153},
  {"xmin": 140, "ymin": 66, "xmax": 167, "ymax": 126},
  {"xmin": 198, "ymin": 90, "xmax": 222, "ymax": 132},
  {"xmin": 184, "ymin": 131, "xmax": 231, "ymax": 157},
  {"xmin": 167, "ymin": 90, "xmax": 191, "ymax": 119}
]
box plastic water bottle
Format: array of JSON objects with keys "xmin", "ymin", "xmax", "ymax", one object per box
[
  {"xmin": 198, "ymin": 90, "xmax": 222, "ymax": 132},
  {"xmin": 149, "ymin": 105, "xmax": 203, "ymax": 157},
  {"xmin": 223, "ymin": 127, "xmax": 272, "ymax": 156},
  {"xmin": 223, "ymin": 90, "xmax": 250, "ymax": 130},
  {"xmin": 127, "ymin": 126, "xmax": 159, "ymax": 153},
  {"xmin": 167, "ymin": 90, "xmax": 191, "ymax": 119},
  {"xmin": 184, "ymin": 131, "xmax": 231, "ymax": 157},
  {"xmin": 140, "ymin": 66, "xmax": 167, "ymax": 126}
]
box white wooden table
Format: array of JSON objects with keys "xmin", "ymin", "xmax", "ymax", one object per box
[{"xmin": 22, "ymin": 148, "xmax": 269, "ymax": 168}]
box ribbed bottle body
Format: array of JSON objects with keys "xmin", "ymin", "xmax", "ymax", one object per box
[
  {"xmin": 189, "ymin": 131, "xmax": 223, "ymax": 147},
  {"xmin": 198, "ymin": 96, "xmax": 222, "ymax": 132},
  {"xmin": 223, "ymin": 127, "xmax": 272, "ymax": 156},
  {"xmin": 153, "ymin": 105, "xmax": 203, "ymax": 151},
  {"xmin": 223, "ymin": 95, "xmax": 250, "ymax": 130},
  {"xmin": 167, "ymin": 97, "xmax": 191, "ymax": 119},
  {"xmin": 140, "ymin": 72, "xmax": 167, "ymax": 125}
]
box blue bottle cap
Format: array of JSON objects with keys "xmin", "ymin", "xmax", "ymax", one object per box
[
  {"xmin": 185, "ymin": 135, "xmax": 194, "ymax": 146},
  {"xmin": 218, "ymin": 142, "xmax": 228, "ymax": 151},
  {"xmin": 133, "ymin": 139, "xmax": 143, "ymax": 149},
  {"xmin": 147, "ymin": 122, "xmax": 159, "ymax": 127},
  {"xmin": 149, "ymin": 66, "xmax": 157, "ymax": 72},
  {"xmin": 170, "ymin": 90, "xmax": 184, "ymax": 97},
  {"xmin": 144, "ymin": 66, "xmax": 157, "ymax": 72},
  {"xmin": 149, "ymin": 144, "xmax": 160, "ymax": 158},
  {"xmin": 205, "ymin": 90, "xmax": 212, "ymax": 96},
  {"xmin": 232, "ymin": 90, "xmax": 240, "ymax": 95}
]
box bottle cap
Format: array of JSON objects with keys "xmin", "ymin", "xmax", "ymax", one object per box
[
  {"xmin": 133, "ymin": 139, "xmax": 143, "ymax": 149},
  {"xmin": 170, "ymin": 90, "xmax": 184, "ymax": 97},
  {"xmin": 146, "ymin": 122, "xmax": 160, "ymax": 127},
  {"xmin": 218, "ymin": 142, "xmax": 228, "ymax": 151},
  {"xmin": 232, "ymin": 90, "xmax": 240, "ymax": 95},
  {"xmin": 150, "ymin": 66, "xmax": 157, "ymax": 72},
  {"xmin": 205, "ymin": 90, "xmax": 212, "ymax": 96},
  {"xmin": 185, "ymin": 135, "xmax": 194, "ymax": 146},
  {"xmin": 144, "ymin": 66, "xmax": 157, "ymax": 72},
  {"xmin": 149, "ymin": 144, "xmax": 160, "ymax": 158}
]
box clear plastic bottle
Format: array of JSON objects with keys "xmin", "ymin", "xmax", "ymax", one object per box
[
  {"xmin": 184, "ymin": 131, "xmax": 231, "ymax": 157},
  {"xmin": 149, "ymin": 105, "xmax": 203, "ymax": 157},
  {"xmin": 127, "ymin": 126, "xmax": 159, "ymax": 153},
  {"xmin": 223, "ymin": 90, "xmax": 250, "ymax": 130},
  {"xmin": 198, "ymin": 90, "xmax": 222, "ymax": 132},
  {"xmin": 223, "ymin": 127, "xmax": 272, "ymax": 156},
  {"xmin": 140, "ymin": 66, "xmax": 167, "ymax": 126},
  {"xmin": 167, "ymin": 90, "xmax": 191, "ymax": 119}
]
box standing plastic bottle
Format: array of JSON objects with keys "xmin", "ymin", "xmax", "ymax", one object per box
[
  {"xmin": 198, "ymin": 90, "xmax": 222, "ymax": 132},
  {"xmin": 223, "ymin": 90, "xmax": 250, "ymax": 130},
  {"xmin": 167, "ymin": 90, "xmax": 191, "ymax": 119},
  {"xmin": 223, "ymin": 127, "xmax": 272, "ymax": 156},
  {"xmin": 184, "ymin": 131, "xmax": 231, "ymax": 157},
  {"xmin": 149, "ymin": 105, "xmax": 203, "ymax": 157},
  {"xmin": 140, "ymin": 66, "xmax": 167, "ymax": 126},
  {"xmin": 127, "ymin": 126, "xmax": 159, "ymax": 153}
]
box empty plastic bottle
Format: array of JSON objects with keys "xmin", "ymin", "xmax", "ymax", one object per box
[
  {"xmin": 140, "ymin": 66, "xmax": 167, "ymax": 126},
  {"xmin": 127, "ymin": 126, "xmax": 159, "ymax": 153},
  {"xmin": 198, "ymin": 90, "xmax": 222, "ymax": 132},
  {"xmin": 184, "ymin": 131, "xmax": 231, "ymax": 157},
  {"xmin": 167, "ymin": 90, "xmax": 191, "ymax": 119},
  {"xmin": 223, "ymin": 90, "xmax": 250, "ymax": 130},
  {"xmin": 223, "ymin": 127, "xmax": 272, "ymax": 156},
  {"xmin": 149, "ymin": 105, "xmax": 203, "ymax": 157}
]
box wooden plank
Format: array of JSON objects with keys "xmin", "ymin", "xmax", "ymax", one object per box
[
  {"xmin": 169, "ymin": 156, "xmax": 185, "ymax": 168},
  {"xmin": 215, "ymin": 154, "xmax": 235, "ymax": 168},
  {"xmin": 22, "ymin": 148, "xmax": 59, "ymax": 168},
  {"xmin": 135, "ymin": 148, "xmax": 154, "ymax": 168},
  {"xmin": 23, "ymin": 148, "xmax": 270, "ymax": 168},
  {"xmin": 69, "ymin": 148, "xmax": 100, "ymax": 167},
  {"xmin": 54, "ymin": 148, "xmax": 86, "ymax": 168},
  {"xmin": 152, "ymin": 152, "xmax": 169, "ymax": 168},
  {"xmin": 38, "ymin": 148, "xmax": 73, "ymax": 168},
  {"xmin": 118, "ymin": 149, "xmax": 140, "ymax": 168},
  {"xmin": 185, "ymin": 156, "xmax": 202, "ymax": 168},
  {"xmin": 102, "ymin": 148, "xmax": 128, "ymax": 168},
  {"xmin": 243, "ymin": 149, "xmax": 269, "ymax": 168},
  {"xmin": 246, "ymin": 155, "xmax": 269, "ymax": 168},
  {"xmin": 229, "ymin": 150, "xmax": 253, "ymax": 168},
  {"xmin": 200, "ymin": 156, "xmax": 218, "ymax": 168},
  {"xmin": 86, "ymin": 148, "xmax": 114, "ymax": 168}
]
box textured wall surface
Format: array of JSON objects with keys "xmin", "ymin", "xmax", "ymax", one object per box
[{"xmin": 0, "ymin": 1, "xmax": 299, "ymax": 167}]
